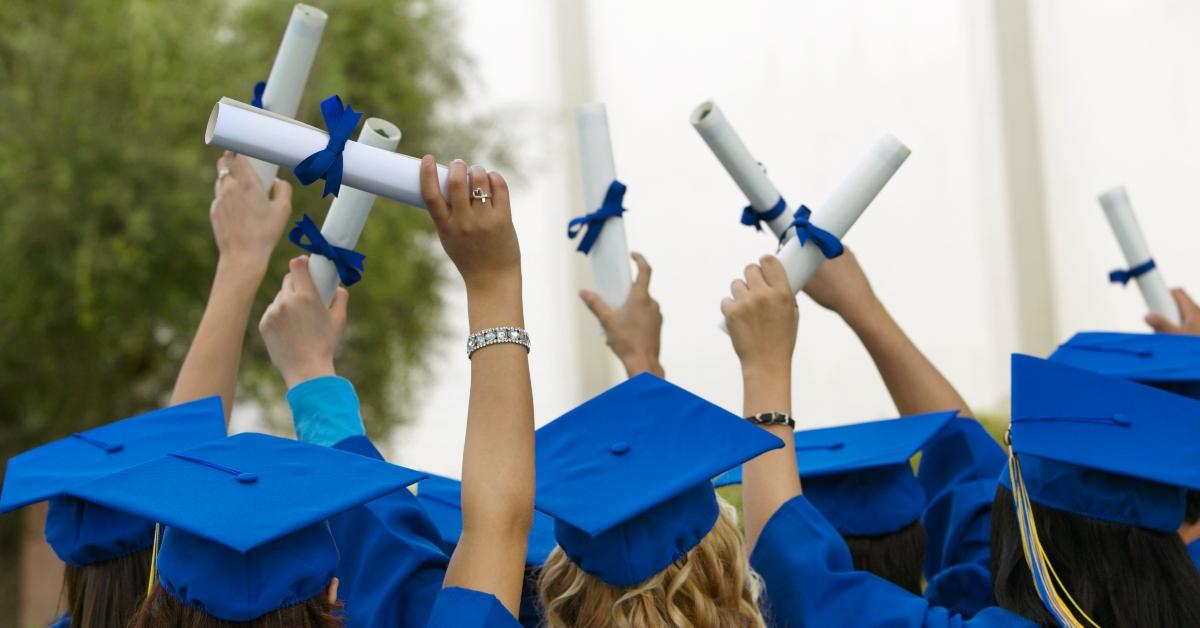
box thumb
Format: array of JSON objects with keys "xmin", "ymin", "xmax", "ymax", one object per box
[
  {"xmin": 580, "ymin": 289, "xmax": 614, "ymax": 323},
  {"xmin": 270, "ymin": 179, "xmax": 293, "ymax": 208},
  {"xmin": 290, "ymin": 256, "xmax": 319, "ymax": 298},
  {"xmin": 1145, "ymin": 313, "xmax": 1179, "ymax": 334},
  {"xmin": 330, "ymin": 287, "xmax": 350, "ymax": 328}
]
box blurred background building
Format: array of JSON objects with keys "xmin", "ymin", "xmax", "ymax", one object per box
[{"xmin": 8, "ymin": 0, "xmax": 1200, "ymax": 623}]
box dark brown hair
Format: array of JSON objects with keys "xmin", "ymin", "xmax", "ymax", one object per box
[
  {"xmin": 127, "ymin": 582, "xmax": 344, "ymax": 628},
  {"xmin": 842, "ymin": 521, "xmax": 927, "ymax": 595},
  {"xmin": 990, "ymin": 485, "xmax": 1200, "ymax": 627},
  {"xmin": 1185, "ymin": 490, "xmax": 1200, "ymax": 525},
  {"xmin": 61, "ymin": 548, "xmax": 151, "ymax": 628}
]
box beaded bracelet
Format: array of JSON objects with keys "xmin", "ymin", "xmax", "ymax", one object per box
[
  {"xmin": 466, "ymin": 326, "xmax": 530, "ymax": 359},
  {"xmin": 745, "ymin": 412, "xmax": 795, "ymax": 429}
]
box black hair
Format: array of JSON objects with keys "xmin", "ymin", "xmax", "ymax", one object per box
[
  {"xmin": 990, "ymin": 485, "xmax": 1200, "ymax": 627},
  {"xmin": 843, "ymin": 521, "xmax": 927, "ymax": 595}
]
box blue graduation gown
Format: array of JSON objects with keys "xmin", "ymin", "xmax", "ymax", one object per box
[
  {"xmin": 48, "ymin": 614, "xmax": 69, "ymax": 628},
  {"xmin": 918, "ymin": 419, "xmax": 1007, "ymax": 617},
  {"xmin": 331, "ymin": 435, "xmax": 451, "ymax": 627},
  {"xmin": 1190, "ymin": 540, "xmax": 1200, "ymax": 569},
  {"xmin": 751, "ymin": 494, "xmax": 1032, "ymax": 627},
  {"xmin": 424, "ymin": 587, "xmax": 522, "ymax": 627}
]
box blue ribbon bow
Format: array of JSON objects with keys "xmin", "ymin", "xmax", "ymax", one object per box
[
  {"xmin": 288, "ymin": 214, "xmax": 366, "ymax": 287},
  {"xmin": 251, "ymin": 81, "xmax": 266, "ymax": 109},
  {"xmin": 293, "ymin": 95, "xmax": 363, "ymax": 198},
  {"xmin": 1108, "ymin": 258, "xmax": 1155, "ymax": 286},
  {"xmin": 740, "ymin": 196, "xmax": 788, "ymax": 232},
  {"xmin": 783, "ymin": 205, "xmax": 844, "ymax": 259},
  {"xmin": 568, "ymin": 180, "xmax": 627, "ymax": 254}
]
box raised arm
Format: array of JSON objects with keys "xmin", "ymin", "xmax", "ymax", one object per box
[
  {"xmin": 803, "ymin": 248, "xmax": 972, "ymax": 418},
  {"xmin": 722, "ymin": 255, "xmax": 801, "ymax": 551},
  {"xmin": 421, "ymin": 157, "xmax": 534, "ymax": 617},
  {"xmin": 579, "ymin": 252, "xmax": 665, "ymax": 377},
  {"xmin": 170, "ymin": 152, "xmax": 292, "ymax": 420}
]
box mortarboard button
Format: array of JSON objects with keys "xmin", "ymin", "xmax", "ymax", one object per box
[
  {"xmin": 236, "ymin": 473, "xmax": 258, "ymax": 484},
  {"xmin": 609, "ymin": 442, "xmax": 630, "ymax": 455}
]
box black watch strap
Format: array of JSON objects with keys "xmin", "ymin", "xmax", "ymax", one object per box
[{"xmin": 745, "ymin": 412, "xmax": 795, "ymax": 429}]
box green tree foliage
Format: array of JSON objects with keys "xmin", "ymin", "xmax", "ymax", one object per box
[{"xmin": 0, "ymin": 0, "xmax": 481, "ymax": 617}]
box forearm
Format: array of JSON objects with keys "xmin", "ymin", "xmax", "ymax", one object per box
[
  {"xmin": 621, "ymin": 355, "xmax": 664, "ymax": 378},
  {"xmin": 841, "ymin": 297, "xmax": 973, "ymax": 419},
  {"xmin": 740, "ymin": 364, "xmax": 800, "ymax": 551},
  {"xmin": 170, "ymin": 258, "xmax": 266, "ymax": 421},
  {"xmin": 448, "ymin": 277, "xmax": 535, "ymax": 614}
]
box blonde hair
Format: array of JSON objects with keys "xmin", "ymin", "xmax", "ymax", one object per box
[{"xmin": 536, "ymin": 498, "xmax": 766, "ymax": 628}]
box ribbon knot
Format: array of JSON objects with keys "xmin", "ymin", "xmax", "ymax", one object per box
[
  {"xmin": 783, "ymin": 205, "xmax": 844, "ymax": 259},
  {"xmin": 251, "ymin": 81, "xmax": 266, "ymax": 109},
  {"xmin": 293, "ymin": 95, "xmax": 363, "ymax": 198},
  {"xmin": 288, "ymin": 214, "xmax": 366, "ymax": 287},
  {"xmin": 1108, "ymin": 258, "xmax": 1155, "ymax": 286},
  {"xmin": 568, "ymin": 180, "xmax": 627, "ymax": 254},
  {"xmin": 740, "ymin": 196, "xmax": 788, "ymax": 232}
]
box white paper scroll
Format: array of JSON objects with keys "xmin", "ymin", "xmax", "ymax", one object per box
[
  {"xmin": 690, "ymin": 100, "xmax": 793, "ymax": 239},
  {"xmin": 721, "ymin": 134, "xmax": 910, "ymax": 332},
  {"xmin": 576, "ymin": 104, "xmax": 633, "ymax": 309},
  {"xmin": 308, "ymin": 118, "xmax": 401, "ymax": 306},
  {"xmin": 247, "ymin": 4, "xmax": 328, "ymax": 192},
  {"xmin": 205, "ymin": 97, "xmax": 449, "ymax": 206},
  {"xmin": 1098, "ymin": 186, "xmax": 1180, "ymax": 324}
]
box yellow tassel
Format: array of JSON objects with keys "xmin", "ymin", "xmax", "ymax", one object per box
[
  {"xmin": 1006, "ymin": 431, "xmax": 1100, "ymax": 628},
  {"xmin": 146, "ymin": 523, "xmax": 161, "ymax": 599}
]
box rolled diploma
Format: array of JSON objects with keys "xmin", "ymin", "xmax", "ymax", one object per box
[
  {"xmin": 576, "ymin": 104, "xmax": 633, "ymax": 308},
  {"xmin": 309, "ymin": 118, "xmax": 401, "ymax": 306},
  {"xmin": 248, "ymin": 4, "xmax": 328, "ymax": 192},
  {"xmin": 206, "ymin": 97, "xmax": 449, "ymax": 207},
  {"xmin": 720, "ymin": 134, "xmax": 911, "ymax": 332},
  {"xmin": 690, "ymin": 100, "xmax": 793, "ymax": 239},
  {"xmin": 1098, "ymin": 186, "xmax": 1180, "ymax": 324}
]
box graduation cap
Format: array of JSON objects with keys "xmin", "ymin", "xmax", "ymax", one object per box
[
  {"xmin": 0, "ymin": 396, "xmax": 226, "ymax": 567},
  {"xmin": 417, "ymin": 473, "xmax": 557, "ymax": 566},
  {"xmin": 1049, "ymin": 331, "xmax": 1200, "ymax": 399},
  {"xmin": 533, "ymin": 373, "xmax": 783, "ymax": 586},
  {"xmin": 1002, "ymin": 354, "xmax": 1200, "ymax": 627},
  {"xmin": 67, "ymin": 432, "xmax": 426, "ymax": 622},
  {"xmin": 714, "ymin": 411, "xmax": 958, "ymax": 535}
]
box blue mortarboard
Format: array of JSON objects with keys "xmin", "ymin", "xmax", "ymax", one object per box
[
  {"xmin": 417, "ymin": 474, "xmax": 557, "ymax": 566},
  {"xmin": 533, "ymin": 373, "xmax": 783, "ymax": 586},
  {"xmin": 1002, "ymin": 354, "xmax": 1200, "ymax": 626},
  {"xmin": 66, "ymin": 432, "xmax": 427, "ymax": 621},
  {"xmin": 1003, "ymin": 354, "xmax": 1200, "ymax": 532},
  {"xmin": 0, "ymin": 396, "xmax": 226, "ymax": 566},
  {"xmin": 1049, "ymin": 331, "xmax": 1200, "ymax": 399},
  {"xmin": 714, "ymin": 411, "xmax": 958, "ymax": 535}
]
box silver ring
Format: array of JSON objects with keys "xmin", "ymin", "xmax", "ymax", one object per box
[
  {"xmin": 216, "ymin": 167, "xmax": 231, "ymax": 183},
  {"xmin": 471, "ymin": 187, "xmax": 492, "ymax": 203}
]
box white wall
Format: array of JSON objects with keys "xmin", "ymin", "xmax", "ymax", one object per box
[
  {"xmin": 1028, "ymin": 0, "xmax": 1200, "ymax": 335},
  {"xmin": 388, "ymin": 0, "xmax": 1200, "ymax": 478}
]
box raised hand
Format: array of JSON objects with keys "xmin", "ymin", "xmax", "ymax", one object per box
[
  {"xmin": 802, "ymin": 247, "xmax": 877, "ymax": 319},
  {"xmin": 722, "ymin": 255, "xmax": 800, "ymax": 376},
  {"xmin": 1146, "ymin": 288, "xmax": 1200, "ymax": 335},
  {"xmin": 580, "ymin": 252, "xmax": 664, "ymax": 377},
  {"xmin": 259, "ymin": 256, "xmax": 349, "ymax": 389},
  {"xmin": 211, "ymin": 151, "xmax": 293, "ymax": 271}
]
